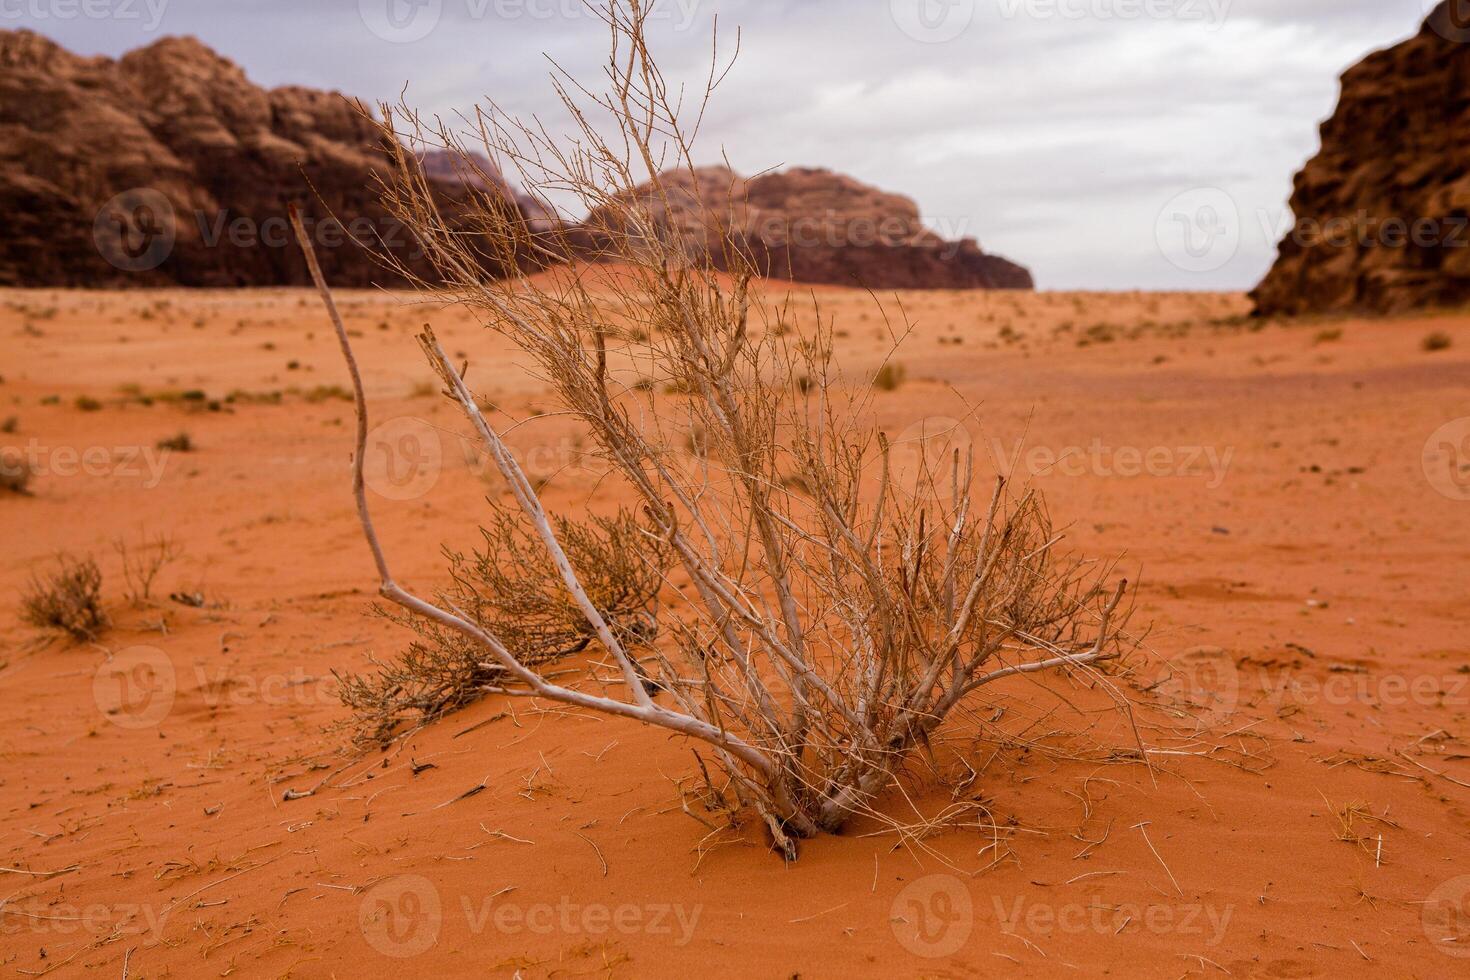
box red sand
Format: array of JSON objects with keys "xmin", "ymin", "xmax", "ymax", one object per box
[{"xmin": 2, "ymin": 285, "xmax": 1468, "ymax": 978}]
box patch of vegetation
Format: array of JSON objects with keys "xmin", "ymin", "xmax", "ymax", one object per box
[
  {"xmin": 114, "ymin": 534, "xmax": 183, "ymax": 606},
  {"xmin": 1, "ymin": 451, "xmax": 35, "ymax": 495},
  {"xmin": 157, "ymin": 432, "xmax": 194, "ymax": 453},
  {"xmin": 21, "ymin": 555, "xmax": 108, "ymax": 641},
  {"xmin": 297, "ymin": 385, "xmax": 354, "ymax": 404},
  {"xmin": 1422, "ymin": 331, "xmax": 1452, "ymax": 352},
  {"xmin": 338, "ymin": 506, "xmax": 669, "ymax": 749},
  {"xmin": 872, "ymin": 362, "xmax": 907, "ymax": 391}
]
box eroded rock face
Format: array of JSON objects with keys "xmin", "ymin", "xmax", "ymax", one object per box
[
  {"xmin": 1252, "ymin": 2, "xmax": 1470, "ymax": 316},
  {"xmin": 574, "ymin": 165, "xmax": 1033, "ymax": 290},
  {"xmin": 0, "ymin": 30, "xmax": 1029, "ymax": 291},
  {"xmin": 0, "ymin": 30, "xmax": 541, "ymax": 288}
]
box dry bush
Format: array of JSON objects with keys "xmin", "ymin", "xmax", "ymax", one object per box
[
  {"xmin": 113, "ymin": 533, "xmax": 183, "ymax": 606},
  {"xmin": 21, "ymin": 554, "xmax": 108, "ymax": 641},
  {"xmin": 157, "ymin": 432, "xmax": 194, "ymax": 452},
  {"xmin": 339, "ymin": 504, "xmax": 669, "ymax": 748},
  {"xmin": 872, "ymin": 362, "xmax": 907, "ymax": 391},
  {"xmin": 1422, "ymin": 330, "xmax": 1452, "ymax": 352},
  {"xmin": 1, "ymin": 450, "xmax": 34, "ymax": 495},
  {"xmin": 297, "ymin": 0, "xmax": 1136, "ymax": 855}
]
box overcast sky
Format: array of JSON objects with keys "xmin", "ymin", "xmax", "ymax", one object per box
[{"xmin": 6, "ymin": 0, "xmax": 1439, "ymax": 290}]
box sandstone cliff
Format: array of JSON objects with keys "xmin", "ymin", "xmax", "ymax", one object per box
[{"xmin": 1252, "ymin": 2, "xmax": 1470, "ymax": 315}]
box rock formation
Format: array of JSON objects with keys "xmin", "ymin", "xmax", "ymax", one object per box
[
  {"xmin": 0, "ymin": 30, "xmax": 542, "ymax": 288},
  {"xmin": 575, "ymin": 165, "xmax": 1032, "ymax": 290},
  {"xmin": 0, "ymin": 30, "xmax": 1030, "ymax": 291},
  {"xmin": 1252, "ymin": 2, "xmax": 1470, "ymax": 316}
]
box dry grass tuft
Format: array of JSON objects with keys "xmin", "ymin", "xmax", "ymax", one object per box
[
  {"xmin": 872, "ymin": 362, "xmax": 907, "ymax": 391},
  {"xmin": 156, "ymin": 432, "xmax": 194, "ymax": 453},
  {"xmin": 1, "ymin": 450, "xmax": 34, "ymax": 495},
  {"xmin": 21, "ymin": 554, "xmax": 108, "ymax": 641},
  {"xmin": 1422, "ymin": 331, "xmax": 1452, "ymax": 352},
  {"xmin": 338, "ymin": 505, "xmax": 669, "ymax": 748}
]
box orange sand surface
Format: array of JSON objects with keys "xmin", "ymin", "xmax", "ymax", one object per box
[{"xmin": 2, "ymin": 284, "xmax": 1468, "ymax": 978}]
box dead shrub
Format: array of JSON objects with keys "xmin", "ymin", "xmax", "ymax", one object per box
[
  {"xmin": 21, "ymin": 554, "xmax": 108, "ymax": 641},
  {"xmin": 1, "ymin": 450, "xmax": 34, "ymax": 495},
  {"xmin": 1422, "ymin": 331, "xmax": 1452, "ymax": 352},
  {"xmin": 296, "ymin": 0, "xmax": 1136, "ymax": 856},
  {"xmin": 872, "ymin": 362, "xmax": 907, "ymax": 391},
  {"xmin": 113, "ymin": 533, "xmax": 183, "ymax": 606},
  {"xmin": 157, "ymin": 432, "xmax": 194, "ymax": 452}
]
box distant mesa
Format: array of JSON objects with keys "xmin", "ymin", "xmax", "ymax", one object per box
[
  {"xmin": 574, "ymin": 165, "xmax": 1033, "ymax": 291},
  {"xmin": 1252, "ymin": 1, "xmax": 1470, "ymax": 316},
  {"xmin": 0, "ymin": 30, "xmax": 1030, "ymax": 292}
]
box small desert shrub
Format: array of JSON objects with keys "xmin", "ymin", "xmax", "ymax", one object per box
[
  {"xmin": 872, "ymin": 362, "xmax": 907, "ymax": 391},
  {"xmin": 1423, "ymin": 331, "xmax": 1452, "ymax": 352},
  {"xmin": 0, "ymin": 416, "xmax": 16, "ymax": 434},
  {"xmin": 1314, "ymin": 327, "xmax": 1343, "ymax": 344},
  {"xmin": 21, "ymin": 555, "xmax": 108, "ymax": 641},
  {"xmin": 338, "ymin": 506, "xmax": 669, "ymax": 748},
  {"xmin": 75, "ymin": 395, "xmax": 103, "ymax": 412},
  {"xmin": 114, "ymin": 533, "xmax": 183, "ymax": 605},
  {"xmin": 157, "ymin": 432, "xmax": 194, "ymax": 452},
  {"xmin": 1, "ymin": 451, "xmax": 34, "ymax": 495}
]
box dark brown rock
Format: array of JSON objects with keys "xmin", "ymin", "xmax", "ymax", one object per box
[
  {"xmin": 0, "ymin": 30, "xmax": 542, "ymax": 288},
  {"xmin": 574, "ymin": 165, "xmax": 1032, "ymax": 290},
  {"xmin": 1252, "ymin": 2, "xmax": 1470, "ymax": 316}
]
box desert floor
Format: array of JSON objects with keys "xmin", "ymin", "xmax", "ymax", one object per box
[{"xmin": 1, "ymin": 282, "xmax": 1468, "ymax": 979}]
